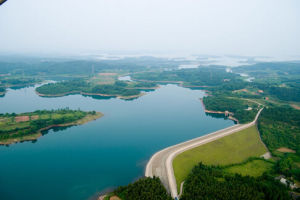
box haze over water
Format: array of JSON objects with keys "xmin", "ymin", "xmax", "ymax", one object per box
[{"xmin": 0, "ymin": 84, "xmax": 234, "ymax": 200}]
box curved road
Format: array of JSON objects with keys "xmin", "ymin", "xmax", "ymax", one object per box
[{"xmin": 145, "ymin": 108, "xmax": 263, "ymax": 199}]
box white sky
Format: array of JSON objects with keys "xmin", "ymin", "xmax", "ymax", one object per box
[{"xmin": 0, "ymin": 0, "xmax": 299, "ymax": 56}]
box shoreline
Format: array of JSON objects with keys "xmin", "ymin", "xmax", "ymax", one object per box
[
  {"xmin": 200, "ymin": 98, "xmax": 239, "ymax": 123},
  {"xmin": 132, "ymin": 79, "xmax": 209, "ymax": 88},
  {"xmin": 35, "ymin": 90, "xmax": 144, "ymax": 100},
  {"xmin": 0, "ymin": 112, "xmax": 103, "ymax": 145},
  {"xmin": 35, "ymin": 82, "xmax": 207, "ymax": 100},
  {"xmin": 127, "ymin": 86, "xmax": 160, "ymax": 90}
]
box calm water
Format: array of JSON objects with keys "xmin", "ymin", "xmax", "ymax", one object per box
[{"xmin": 0, "ymin": 84, "xmax": 234, "ymax": 200}]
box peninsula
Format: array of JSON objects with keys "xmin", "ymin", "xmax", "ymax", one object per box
[{"xmin": 0, "ymin": 109, "xmax": 103, "ymax": 145}]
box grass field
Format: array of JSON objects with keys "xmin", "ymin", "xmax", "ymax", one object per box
[
  {"xmin": 90, "ymin": 73, "xmax": 118, "ymax": 85},
  {"xmin": 224, "ymin": 159, "xmax": 273, "ymax": 177},
  {"xmin": 173, "ymin": 125, "xmax": 268, "ymax": 189}
]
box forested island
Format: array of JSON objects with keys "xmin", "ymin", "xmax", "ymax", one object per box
[
  {"xmin": 0, "ymin": 109, "xmax": 103, "ymax": 145},
  {"xmin": 35, "ymin": 79, "xmax": 158, "ymax": 99}
]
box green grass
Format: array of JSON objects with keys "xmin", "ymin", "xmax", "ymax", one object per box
[
  {"xmin": 89, "ymin": 73, "xmax": 117, "ymax": 85},
  {"xmin": 173, "ymin": 125, "xmax": 268, "ymax": 190},
  {"xmin": 224, "ymin": 159, "xmax": 273, "ymax": 177}
]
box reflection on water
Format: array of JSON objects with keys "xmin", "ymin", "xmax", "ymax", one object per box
[
  {"xmin": 41, "ymin": 125, "xmax": 72, "ymax": 135},
  {"xmin": 185, "ymin": 86, "xmax": 208, "ymax": 91},
  {"xmin": 178, "ymin": 64, "xmax": 199, "ymax": 69},
  {"xmin": 237, "ymin": 73, "xmax": 255, "ymax": 82},
  {"xmin": 118, "ymin": 75, "xmax": 132, "ymax": 81},
  {"xmin": 205, "ymin": 112, "xmax": 238, "ymax": 124},
  {"xmin": 139, "ymin": 88, "xmax": 156, "ymax": 92},
  {"xmin": 82, "ymin": 94, "xmax": 115, "ymax": 100},
  {"xmin": 245, "ymin": 77, "xmax": 255, "ymax": 82},
  {"xmin": 10, "ymin": 85, "xmax": 35, "ymax": 90}
]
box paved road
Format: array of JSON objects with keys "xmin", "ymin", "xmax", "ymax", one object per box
[{"xmin": 145, "ymin": 108, "xmax": 263, "ymax": 199}]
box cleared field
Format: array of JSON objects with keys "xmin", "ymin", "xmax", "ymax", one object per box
[
  {"xmin": 90, "ymin": 73, "xmax": 118, "ymax": 85},
  {"xmin": 225, "ymin": 159, "xmax": 273, "ymax": 177},
  {"xmin": 173, "ymin": 125, "xmax": 267, "ymax": 189}
]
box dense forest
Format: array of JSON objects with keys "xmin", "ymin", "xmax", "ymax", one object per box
[
  {"xmin": 263, "ymin": 86, "xmax": 300, "ymax": 101},
  {"xmin": 261, "ymin": 85, "xmax": 300, "ymax": 102},
  {"xmin": 112, "ymin": 162, "xmax": 293, "ymax": 200},
  {"xmin": 0, "ymin": 77, "xmax": 39, "ymax": 86},
  {"xmin": 235, "ymin": 62, "xmax": 300, "ymax": 101},
  {"xmin": 275, "ymin": 153, "xmax": 300, "ymax": 182},
  {"xmin": 202, "ymin": 95, "xmax": 259, "ymax": 123},
  {"xmin": 132, "ymin": 67, "xmax": 240, "ymax": 86},
  {"xmin": 234, "ymin": 62, "xmax": 300, "ymax": 81},
  {"xmin": 181, "ymin": 163, "xmax": 291, "ymax": 200},
  {"xmin": 112, "ymin": 177, "xmax": 172, "ymax": 200},
  {"xmin": 249, "ymin": 82, "xmax": 300, "ymax": 102},
  {"xmin": 258, "ymin": 106, "xmax": 300, "ymax": 152},
  {"xmin": 128, "ymin": 81, "xmax": 158, "ymax": 88},
  {"xmin": 36, "ymin": 80, "xmax": 141, "ymax": 97},
  {"xmin": 89, "ymin": 81, "xmax": 140, "ymax": 96},
  {"xmin": 258, "ymin": 106, "xmax": 300, "ymax": 182},
  {"xmin": 36, "ymin": 79, "xmax": 89, "ymax": 95}
]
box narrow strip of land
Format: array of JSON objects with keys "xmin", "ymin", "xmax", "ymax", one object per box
[{"xmin": 145, "ymin": 108, "xmax": 263, "ymax": 199}]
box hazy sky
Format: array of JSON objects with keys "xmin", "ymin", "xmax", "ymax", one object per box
[{"xmin": 0, "ymin": 0, "xmax": 299, "ymax": 56}]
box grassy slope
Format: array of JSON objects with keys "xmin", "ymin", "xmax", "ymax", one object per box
[{"xmin": 173, "ymin": 125, "xmax": 267, "ymax": 189}]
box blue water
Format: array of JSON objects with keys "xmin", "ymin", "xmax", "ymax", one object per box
[{"xmin": 0, "ymin": 84, "xmax": 234, "ymax": 200}]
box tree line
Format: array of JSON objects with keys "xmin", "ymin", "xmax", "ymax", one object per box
[{"xmin": 36, "ymin": 79, "xmax": 141, "ymax": 97}]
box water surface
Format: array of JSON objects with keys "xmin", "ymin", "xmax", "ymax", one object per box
[{"xmin": 0, "ymin": 84, "xmax": 234, "ymax": 200}]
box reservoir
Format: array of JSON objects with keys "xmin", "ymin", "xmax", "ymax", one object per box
[{"xmin": 0, "ymin": 84, "xmax": 234, "ymax": 200}]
